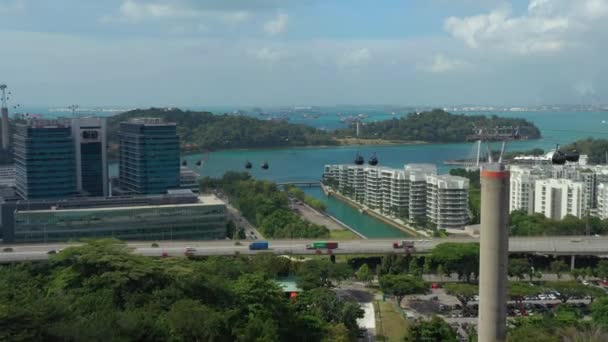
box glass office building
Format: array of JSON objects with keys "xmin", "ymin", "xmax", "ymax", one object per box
[
  {"xmin": 13, "ymin": 122, "xmax": 76, "ymax": 199},
  {"xmin": 119, "ymin": 118, "xmax": 180, "ymax": 194},
  {"xmin": 1, "ymin": 192, "xmax": 227, "ymax": 242},
  {"xmin": 71, "ymin": 117, "xmax": 108, "ymax": 197}
]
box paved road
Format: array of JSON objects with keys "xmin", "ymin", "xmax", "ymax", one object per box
[{"xmin": 2, "ymin": 236, "xmax": 608, "ymax": 263}]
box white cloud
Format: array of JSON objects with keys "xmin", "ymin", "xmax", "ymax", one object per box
[
  {"xmin": 264, "ymin": 12, "xmax": 288, "ymax": 35},
  {"xmin": 421, "ymin": 54, "xmax": 468, "ymax": 73},
  {"xmin": 252, "ymin": 47, "xmax": 285, "ymax": 62},
  {"xmin": 444, "ymin": 0, "xmax": 608, "ymax": 55},
  {"xmin": 338, "ymin": 48, "xmax": 371, "ymax": 67},
  {"xmin": 0, "ymin": 0, "xmax": 25, "ymax": 14},
  {"xmin": 104, "ymin": 0, "xmax": 251, "ymax": 24}
]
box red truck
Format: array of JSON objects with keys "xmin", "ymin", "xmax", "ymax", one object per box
[{"xmin": 392, "ymin": 240, "xmax": 415, "ymax": 252}]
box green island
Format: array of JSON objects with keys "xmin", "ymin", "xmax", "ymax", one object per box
[
  {"xmin": 200, "ymin": 172, "xmax": 330, "ymax": 239},
  {"xmin": 334, "ymin": 109, "xmax": 541, "ymax": 143},
  {"xmin": 107, "ymin": 108, "xmax": 541, "ymax": 152}
]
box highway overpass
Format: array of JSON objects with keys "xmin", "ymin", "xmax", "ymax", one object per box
[{"xmin": 1, "ymin": 236, "xmax": 608, "ymax": 263}]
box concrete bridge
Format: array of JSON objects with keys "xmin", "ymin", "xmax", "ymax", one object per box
[{"xmin": 1, "ymin": 236, "xmax": 607, "ymax": 264}]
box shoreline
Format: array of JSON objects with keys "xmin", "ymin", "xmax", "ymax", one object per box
[{"xmin": 321, "ymin": 184, "xmax": 426, "ymax": 237}]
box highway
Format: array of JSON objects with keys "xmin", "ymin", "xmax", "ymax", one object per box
[{"xmin": 1, "ymin": 236, "xmax": 608, "ymax": 263}]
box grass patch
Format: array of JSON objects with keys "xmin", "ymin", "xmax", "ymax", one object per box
[
  {"xmin": 375, "ymin": 300, "xmax": 408, "ymax": 342},
  {"xmin": 329, "ymin": 229, "xmax": 361, "ymax": 240}
]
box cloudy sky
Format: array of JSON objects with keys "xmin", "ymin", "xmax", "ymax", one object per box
[{"xmin": 1, "ymin": 0, "xmax": 607, "ymax": 107}]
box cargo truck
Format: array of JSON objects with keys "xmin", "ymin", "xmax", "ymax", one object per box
[
  {"xmin": 249, "ymin": 241, "xmax": 269, "ymax": 250},
  {"xmin": 392, "ymin": 240, "xmax": 415, "ymax": 252},
  {"xmin": 306, "ymin": 241, "xmax": 338, "ymax": 250}
]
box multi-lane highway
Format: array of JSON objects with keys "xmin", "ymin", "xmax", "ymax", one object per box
[{"xmin": 1, "ymin": 236, "xmax": 608, "ymax": 263}]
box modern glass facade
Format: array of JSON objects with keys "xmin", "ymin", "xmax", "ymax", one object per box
[
  {"xmin": 119, "ymin": 119, "xmax": 180, "ymax": 194},
  {"xmin": 80, "ymin": 141, "xmax": 104, "ymax": 196},
  {"xmin": 13, "ymin": 123, "xmax": 76, "ymax": 199},
  {"xmin": 71, "ymin": 117, "xmax": 108, "ymax": 197},
  {"xmin": 3, "ymin": 194, "xmax": 226, "ymax": 242}
]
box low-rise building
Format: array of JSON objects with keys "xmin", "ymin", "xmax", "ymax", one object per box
[{"xmin": 0, "ymin": 190, "xmax": 226, "ymax": 242}]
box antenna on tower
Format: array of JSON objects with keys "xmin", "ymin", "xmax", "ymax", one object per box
[{"xmin": 68, "ymin": 104, "xmax": 79, "ymax": 118}]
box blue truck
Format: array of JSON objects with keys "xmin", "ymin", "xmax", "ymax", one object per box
[{"xmin": 249, "ymin": 241, "xmax": 269, "ymax": 250}]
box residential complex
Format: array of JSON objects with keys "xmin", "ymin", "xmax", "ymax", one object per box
[
  {"xmin": 0, "ymin": 190, "xmax": 226, "ymax": 243},
  {"xmin": 509, "ymin": 163, "xmax": 608, "ymax": 220},
  {"xmin": 119, "ymin": 118, "xmax": 180, "ymax": 195},
  {"xmin": 323, "ymin": 164, "xmax": 469, "ymax": 229}
]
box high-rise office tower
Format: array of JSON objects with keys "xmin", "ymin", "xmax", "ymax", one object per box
[
  {"xmin": 71, "ymin": 117, "xmax": 108, "ymax": 197},
  {"xmin": 14, "ymin": 120, "xmax": 76, "ymax": 199},
  {"xmin": 119, "ymin": 118, "xmax": 180, "ymax": 194}
]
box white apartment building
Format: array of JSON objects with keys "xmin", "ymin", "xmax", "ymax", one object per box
[
  {"xmin": 534, "ymin": 178, "xmax": 588, "ymax": 220},
  {"xmin": 426, "ymin": 175, "xmax": 469, "ymax": 230},
  {"xmin": 597, "ymin": 183, "xmax": 608, "ymax": 219},
  {"xmin": 509, "ymin": 165, "xmax": 544, "ymax": 214},
  {"xmin": 323, "ymin": 163, "xmax": 470, "ymax": 229}
]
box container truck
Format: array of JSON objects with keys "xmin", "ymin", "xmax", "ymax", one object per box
[
  {"xmin": 249, "ymin": 241, "xmax": 269, "ymax": 250},
  {"xmin": 306, "ymin": 241, "xmax": 338, "ymax": 250}
]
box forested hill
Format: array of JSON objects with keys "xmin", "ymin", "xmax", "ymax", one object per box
[
  {"xmin": 335, "ymin": 109, "xmax": 541, "ymax": 143},
  {"xmin": 564, "ymin": 138, "xmax": 608, "ymax": 164},
  {"xmin": 108, "ymin": 108, "xmax": 337, "ymax": 150}
]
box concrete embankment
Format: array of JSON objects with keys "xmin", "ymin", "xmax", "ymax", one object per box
[
  {"xmin": 294, "ymin": 201, "xmax": 366, "ymax": 239},
  {"xmin": 320, "ymin": 184, "xmax": 426, "ymax": 237}
]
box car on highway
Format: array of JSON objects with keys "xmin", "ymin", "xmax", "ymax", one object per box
[
  {"xmin": 161, "ymin": 252, "xmax": 169, "ymax": 258},
  {"xmin": 2, "ymin": 247, "xmax": 13, "ymax": 252},
  {"xmin": 47, "ymin": 250, "xmax": 57, "ymax": 255}
]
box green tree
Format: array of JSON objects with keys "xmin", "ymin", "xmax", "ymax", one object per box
[
  {"xmin": 597, "ymin": 260, "xmax": 608, "ymax": 280},
  {"xmin": 379, "ymin": 274, "xmax": 427, "ymax": 303},
  {"xmin": 549, "ymin": 260, "xmax": 569, "ymax": 279},
  {"xmin": 404, "ymin": 316, "xmax": 458, "ymax": 342},
  {"xmin": 355, "ymin": 264, "xmax": 372, "ymax": 283},
  {"xmin": 167, "ymin": 299, "xmax": 225, "ymax": 341},
  {"xmin": 444, "ymin": 283, "xmax": 478, "ymax": 308},
  {"xmin": 430, "ymin": 243, "xmax": 480, "ymax": 282},
  {"xmin": 509, "ymin": 258, "xmax": 530, "ymax": 281},
  {"xmin": 592, "ymin": 297, "xmax": 608, "ymax": 329}
]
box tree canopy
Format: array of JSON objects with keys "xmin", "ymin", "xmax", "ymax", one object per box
[
  {"xmin": 429, "ymin": 243, "xmax": 480, "ymax": 282},
  {"xmin": 108, "ymin": 108, "xmax": 337, "ymax": 151},
  {"xmin": 0, "ymin": 240, "xmax": 363, "ymax": 341},
  {"xmin": 335, "ymin": 109, "xmax": 540, "ymax": 143},
  {"xmin": 202, "ymin": 172, "xmax": 330, "ymax": 239}
]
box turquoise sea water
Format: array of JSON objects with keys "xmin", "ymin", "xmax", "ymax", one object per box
[{"xmin": 93, "ymin": 108, "xmax": 608, "ymax": 238}]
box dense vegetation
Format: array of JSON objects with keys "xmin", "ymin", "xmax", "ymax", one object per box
[
  {"xmin": 564, "ymin": 138, "xmax": 608, "ymax": 164},
  {"xmin": 0, "ymin": 240, "xmax": 363, "ymax": 341},
  {"xmin": 285, "ymin": 185, "xmax": 327, "ymax": 212},
  {"xmin": 200, "ymin": 172, "xmax": 329, "ymax": 239},
  {"xmin": 108, "ymin": 108, "xmax": 337, "ymax": 150},
  {"xmin": 510, "ymin": 210, "xmax": 608, "ymax": 236},
  {"xmin": 106, "ymin": 108, "xmax": 542, "ymax": 153},
  {"xmin": 335, "ymin": 109, "xmax": 541, "ymax": 142}
]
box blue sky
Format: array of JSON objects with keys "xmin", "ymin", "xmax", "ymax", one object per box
[{"xmin": 0, "ymin": 0, "xmax": 607, "ymax": 107}]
